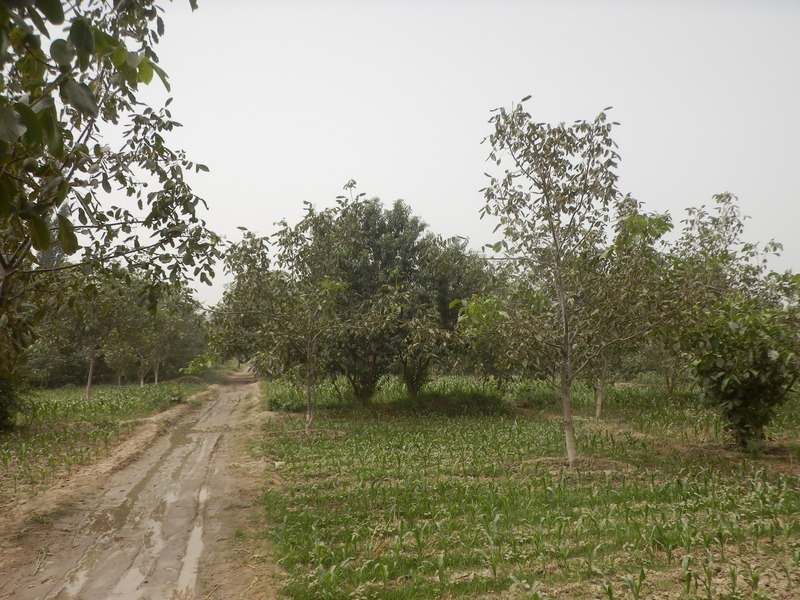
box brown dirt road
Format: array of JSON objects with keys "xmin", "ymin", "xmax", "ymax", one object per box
[{"xmin": 0, "ymin": 372, "xmax": 280, "ymax": 599}]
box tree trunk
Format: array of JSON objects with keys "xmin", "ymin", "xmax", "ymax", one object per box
[
  {"xmin": 560, "ymin": 362, "xmax": 577, "ymax": 468},
  {"xmin": 594, "ymin": 384, "xmax": 604, "ymax": 419},
  {"xmin": 305, "ymin": 338, "xmax": 318, "ymax": 432},
  {"xmin": 0, "ymin": 377, "xmax": 17, "ymax": 428},
  {"xmin": 594, "ymin": 357, "xmax": 609, "ymax": 419},
  {"xmin": 116, "ymin": 372, "xmax": 122, "ymax": 387},
  {"xmin": 305, "ymin": 369, "xmax": 316, "ymax": 433},
  {"xmin": 154, "ymin": 363, "xmax": 160, "ymax": 385},
  {"xmin": 665, "ymin": 372, "xmax": 674, "ymax": 396},
  {"xmin": 555, "ymin": 258, "xmax": 577, "ymax": 467},
  {"xmin": 86, "ymin": 352, "xmax": 96, "ymax": 402},
  {"xmin": 401, "ymin": 356, "xmax": 429, "ymax": 397}
]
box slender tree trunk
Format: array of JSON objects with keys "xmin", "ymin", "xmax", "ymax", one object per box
[
  {"xmin": 594, "ymin": 384, "xmax": 605, "ymax": 420},
  {"xmin": 554, "ymin": 255, "xmax": 577, "ymax": 467},
  {"xmin": 305, "ymin": 370, "xmax": 316, "ymax": 433},
  {"xmin": 305, "ymin": 339, "xmax": 317, "ymax": 432},
  {"xmin": 594, "ymin": 356, "xmax": 609, "ymax": 419},
  {"xmin": 116, "ymin": 372, "xmax": 122, "ymax": 387},
  {"xmin": 0, "ymin": 376, "xmax": 16, "ymax": 427},
  {"xmin": 401, "ymin": 356, "xmax": 429, "ymax": 397},
  {"xmin": 86, "ymin": 352, "xmax": 96, "ymax": 402},
  {"xmin": 560, "ymin": 359, "xmax": 577, "ymax": 467},
  {"xmin": 154, "ymin": 363, "xmax": 160, "ymax": 385}
]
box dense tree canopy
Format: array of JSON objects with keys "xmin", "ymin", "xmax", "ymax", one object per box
[{"xmin": 209, "ymin": 183, "xmax": 493, "ymax": 420}]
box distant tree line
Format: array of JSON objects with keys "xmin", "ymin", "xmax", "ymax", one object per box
[{"xmin": 20, "ymin": 268, "xmax": 206, "ymax": 397}]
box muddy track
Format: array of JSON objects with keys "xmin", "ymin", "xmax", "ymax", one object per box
[{"xmin": 0, "ymin": 373, "xmax": 278, "ymax": 600}]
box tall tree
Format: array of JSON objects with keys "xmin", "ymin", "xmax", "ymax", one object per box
[
  {"xmin": 482, "ymin": 98, "xmax": 667, "ymax": 465},
  {"xmin": 281, "ymin": 185, "xmax": 430, "ymax": 404}
]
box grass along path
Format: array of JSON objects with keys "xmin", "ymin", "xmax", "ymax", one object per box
[{"xmin": 257, "ymin": 380, "xmax": 800, "ymax": 600}]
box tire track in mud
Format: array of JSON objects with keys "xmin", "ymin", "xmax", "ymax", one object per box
[{"xmin": 0, "ymin": 376, "xmax": 267, "ymax": 600}]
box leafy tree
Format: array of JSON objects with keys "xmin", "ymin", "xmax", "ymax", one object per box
[
  {"xmin": 482, "ymin": 98, "xmax": 668, "ymax": 465},
  {"xmin": 663, "ymin": 195, "xmax": 799, "ymax": 449},
  {"xmin": 210, "ymin": 231, "xmax": 344, "ymax": 430},
  {"xmin": 651, "ymin": 194, "xmax": 783, "ymax": 394},
  {"xmin": 317, "ymin": 189, "xmax": 429, "ymax": 402},
  {"xmin": 135, "ymin": 282, "xmax": 205, "ymax": 384},
  {"xmin": 584, "ymin": 195, "xmax": 672, "ymax": 417},
  {"xmin": 48, "ymin": 271, "xmax": 128, "ymax": 401},
  {"xmin": 391, "ymin": 235, "xmax": 494, "ymax": 395},
  {"xmin": 212, "ymin": 184, "xmax": 492, "ymax": 409},
  {"xmin": 0, "ymin": 0, "xmax": 217, "ymax": 423},
  {"xmin": 22, "ymin": 269, "xmax": 205, "ymax": 391},
  {"xmin": 273, "ymin": 185, "xmax": 430, "ymax": 404}
]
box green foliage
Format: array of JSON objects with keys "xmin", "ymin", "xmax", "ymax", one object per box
[
  {"xmin": 0, "ymin": 0, "xmax": 218, "ymax": 394},
  {"xmin": 684, "ymin": 296, "xmax": 800, "ymax": 450},
  {"xmin": 212, "ymin": 183, "xmax": 493, "ymax": 416},
  {"xmin": 480, "ymin": 98, "xmax": 673, "ymax": 462},
  {"xmin": 20, "ymin": 271, "xmax": 206, "ymax": 391},
  {"xmin": 262, "ymin": 379, "xmax": 306, "ymax": 413}
]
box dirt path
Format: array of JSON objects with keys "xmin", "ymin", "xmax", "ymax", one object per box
[{"xmin": 0, "ymin": 373, "xmax": 280, "ymax": 599}]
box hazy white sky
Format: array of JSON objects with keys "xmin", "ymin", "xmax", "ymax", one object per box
[{"xmin": 139, "ymin": 0, "xmax": 800, "ymax": 305}]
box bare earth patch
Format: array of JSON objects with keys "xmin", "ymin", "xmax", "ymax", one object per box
[{"xmin": 0, "ymin": 371, "xmax": 282, "ymax": 599}]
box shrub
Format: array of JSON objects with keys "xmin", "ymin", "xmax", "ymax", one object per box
[{"xmin": 685, "ymin": 296, "xmax": 799, "ymax": 450}]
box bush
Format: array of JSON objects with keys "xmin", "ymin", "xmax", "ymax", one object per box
[{"xmin": 685, "ymin": 296, "xmax": 799, "ymax": 450}]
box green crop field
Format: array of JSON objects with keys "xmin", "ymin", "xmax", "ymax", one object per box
[
  {"xmin": 257, "ymin": 377, "xmax": 800, "ymax": 600},
  {"xmin": 0, "ymin": 382, "xmax": 204, "ymax": 502}
]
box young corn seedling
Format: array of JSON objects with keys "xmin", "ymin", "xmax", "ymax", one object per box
[
  {"xmin": 744, "ymin": 561, "xmax": 761, "ymax": 598},
  {"xmin": 682, "ymin": 555, "xmax": 696, "ymax": 598},
  {"xmin": 622, "ymin": 567, "xmax": 648, "ymax": 600},
  {"xmin": 696, "ymin": 552, "xmax": 716, "ymax": 600},
  {"xmin": 728, "ymin": 564, "xmax": 740, "ymax": 598},
  {"xmin": 782, "ymin": 563, "xmax": 792, "ymax": 591},
  {"xmin": 584, "ymin": 542, "xmax": 603, "ymax": 577}
]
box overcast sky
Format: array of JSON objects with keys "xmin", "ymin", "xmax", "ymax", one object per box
[{"xmin": 139, "ymin": 0, "xmax": 800, "ymax": 305}]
